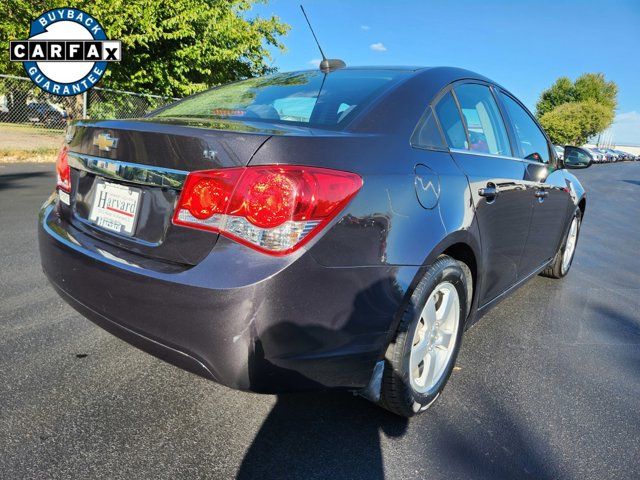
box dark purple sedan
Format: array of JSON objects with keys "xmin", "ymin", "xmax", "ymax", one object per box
[{"xmin": 39, "ymin": 67, "xmax": 588, "ymax": 416}]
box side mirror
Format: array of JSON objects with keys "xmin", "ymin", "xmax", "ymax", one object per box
[{"xmin": 563, "ymin": 146, "xmax": 592, "ymax": 169}]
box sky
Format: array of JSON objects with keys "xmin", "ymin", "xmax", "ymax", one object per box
[{"xmin": 251, "ymin": 0, "xmax": 640, "ymax": 145}]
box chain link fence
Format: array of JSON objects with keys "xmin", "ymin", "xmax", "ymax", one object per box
[{"xmin": 0, "ymin": 74, "xmax": 178, "ymax": 131}]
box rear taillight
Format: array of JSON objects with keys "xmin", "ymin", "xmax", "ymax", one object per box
[
  {"xmin": 173, "ymin": 165, "xmax": 363, "ymax": 255},
  {"xmin": 56, "ymin": 145, "xmax": 70, "ymax": 192}
]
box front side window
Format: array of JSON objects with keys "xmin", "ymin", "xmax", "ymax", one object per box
[
  {"xmin": 433, "ymin": 91, "xmax": 467, "ymax": 149},
  {"xmin": 454, "ymin": 84, "xmax": 511, "ymax": 156},
  {"xmin": 500, "ymin": 93, "xmax": 550, "ymax": 163}
]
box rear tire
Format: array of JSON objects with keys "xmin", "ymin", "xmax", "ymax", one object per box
[
  {"xmin": 379, "ymin": 255, "xmax": 469, "ymax": 417},
  {"xmin": 541, "ymin": 209, "xmax": 582, "ymax": 279}
]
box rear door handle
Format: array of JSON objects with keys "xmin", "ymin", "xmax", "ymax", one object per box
[{"xmin": 534, "ymin": 189, "xmax": 549, "ymax": 199}]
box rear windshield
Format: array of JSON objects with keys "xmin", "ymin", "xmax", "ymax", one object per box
[{"xmin": 154, "ymin": 69, "xmax": 410, "ymax": 129}]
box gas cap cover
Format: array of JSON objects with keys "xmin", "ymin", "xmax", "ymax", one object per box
[{"xmin": 414, "ymin": 164, "xmax": 440, "ymax": 209}]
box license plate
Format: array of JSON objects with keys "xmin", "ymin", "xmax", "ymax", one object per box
[{"xmin": 89, "ymin": 180, "xmax": 141, "ymax": 236}]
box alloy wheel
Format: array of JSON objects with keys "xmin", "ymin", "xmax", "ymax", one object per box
[
  {"xmin": 409, "ymin": 281, "xmax": 460, "ymax": 394},
  {"xmin": 562, "ymin": 217, "xmax": 579, "ymax": 274}
]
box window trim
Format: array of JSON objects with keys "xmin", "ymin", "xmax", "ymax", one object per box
[
  {"xmin": 413, "ymin": 79, "xmax": 558, "ymax": 169},
  {"xmin": 488, "ymin": 85, "xmax": 518, "ymax": 159},
  {"xmin": 449, "ymin": 148, "xmax": 534, "ymax": 164},
  {"xmin": 451, "ymin": 82, "xmax": 514, "ymax": 158},
  {"xmin": 417, "ymin": 79, "xmax": 516, "ymax": 157},
  {"xmin": 409, "ymin": 104, "xmax": 449, "ymax": 152},
  {"xmin": 428, "ymin": 89, "xmax": 469, "ymax": 151},
  {"xmin": 495, "ymin": 88, "xmax": 555, "ymax": 166},
  {"xmin": 449, "ymin": 89, "xmax": 472, "ymax": 151}
]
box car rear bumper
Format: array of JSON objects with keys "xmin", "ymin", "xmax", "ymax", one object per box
[{"xmin": 39, "ymin": 197, "xmax": 418, "ymax": 393}]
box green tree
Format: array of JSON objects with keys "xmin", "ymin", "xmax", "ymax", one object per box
[
  {"xmin": 535, "ymin": 77, "xmax": 575, "ymax": 117},
  {"xmin": 1, "ymin": 0, "xmax": 289, "ymax": 97},
  {"xmin": 535, "ymin": 73, "xmax": 617, "ymax": 145},
  {"xmin": 535, "ymin": 73, "xmax": 617, "ymax": 117},
  {"xmin": 0, "ymin": 2, "xmax": 49, "ymax": 119},
  {"xmin": 539, "ymin": 100, "xmax": 614, "ymax": 146},
  {"xmin": 573, "ymin": 73, "xmax": 617, "ymax": 110}
]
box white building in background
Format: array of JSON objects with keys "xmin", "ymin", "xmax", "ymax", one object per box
[
  {"xmin": 584, "ymin": 143, "xmax": 640, "ymax": 156},
  {"xmin": 587, "ymin": 127, "xmax": 640, "ymax": 155},
  {"xmin": 614, "ymin": 144, "xmax": 640, "ymax": 155}
]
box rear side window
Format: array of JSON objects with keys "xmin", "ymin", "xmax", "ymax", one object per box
[
  {"xmin": 499, "ymin": 93, "xmax": 550, "ymax": 163},
  {"xmin": 434, "ymin": 92, "xmax": 467, "ymax": 149},
  {"xmin": 454, "ymin": 84, "xmax": 511, "ymax": 156},
  {"xmin": 411, "ymin": 107, "xmax": 446, "ymax": 150}
]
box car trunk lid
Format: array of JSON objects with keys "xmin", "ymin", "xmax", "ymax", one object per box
[{"xmin": 64, "ymin": 118, "xmax": 275, "ymax": 266}]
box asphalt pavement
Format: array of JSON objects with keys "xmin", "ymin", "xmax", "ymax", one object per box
[{"xmin": 1, "ymin": 161, "xmax": 639, "ymax": 480}]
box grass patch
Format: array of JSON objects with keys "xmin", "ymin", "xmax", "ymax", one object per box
[
  {"xmin": 0, "ymin": 147, "xmax": 58, "ymax": 163},
  {"xmin": 0, "ymin": 122, "xmax": 64, "ymax": 136}
]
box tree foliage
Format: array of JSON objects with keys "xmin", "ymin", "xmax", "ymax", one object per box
[
  {"xmin": 0, "ymin": 1, "xmax": 47, "ymax": 75},
  {"xmin": 573, "ymin": 74, "xmax": 617, "ymax": 111},
  {"xmin": 535, "ymin": 73, "xmax": 617, "ymax": 145},
  {"xmin": 536, "ymin": 73, "xmax": 617, "ymax": 117},
  {"xmin": 539, "ymin": 100, "xmax": 614, "ymax": 146},
  {"xmin": 1, "ymin": 0, "xmax": 289, "ymax": 97},
  {"xmin": 535, "ymin": 77, "xmax": 575, "ymax": 117}
]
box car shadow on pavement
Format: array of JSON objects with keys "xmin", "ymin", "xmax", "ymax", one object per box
[
  {"xmin": 236, "ymin": 391, "xmax": 407, "ymax": 480},
  {"xmin": 237, "ymin": 277, "xmax": 409, "ymax": 480},
  {"xmin": 235, "ymin": 382, "xmax": 560, "ymax": 480},
  {"xmin": 426, "ymin": 392, "xmax": 560, "ymax": 480},
  {"xmin": 590, "ymin": 303, "xmax": 640, "ymax": 374},
  {"xmin": 235, "ymin": 282, "xmax": 564, "ymax": 480},
  {"xmin": 0, "ymin": 171, "xmax": 52, "ymax": 191}
]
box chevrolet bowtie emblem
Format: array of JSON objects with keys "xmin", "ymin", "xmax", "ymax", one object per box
[{"xmin": 93, "ymin": 133, "xmax": 118, "ymax": 152}]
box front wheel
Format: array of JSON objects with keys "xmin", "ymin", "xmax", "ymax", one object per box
[
  {"xmin": 379, "ymin": 256, "xmax": 469, "ymax": 417},
  {"xmin": 541, "ymin": 209, "xmax": 582, "ymax": 279}
]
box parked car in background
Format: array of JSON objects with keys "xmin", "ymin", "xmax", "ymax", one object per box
[
  {"xmin": 587, "ymin": 147, "xmax": 607, "ymax": 163},
  {"xmin": 601, "ymin": 149, "xmax": 615, "ymax": 162},
  {"xmin": 26, "ymin": 102, "xmax": 68, "ymax": 129},
  {"xmin": 601, "ymin": 148, "xmax": 616, "ymax": 163},
  {"xmin": 39, "ymin": 66, "xmax": 589, "ymax": 417},
  {"xmin": 611, "ymin": 149, "xmax": 625, "ymax": 161},
  {"xmin": 602, "ymin": 148, "xmax": 621, "ymax": 162},
  {"xmin": 613, "ymin": 149, "xmax": 634, "ymax": 161}
]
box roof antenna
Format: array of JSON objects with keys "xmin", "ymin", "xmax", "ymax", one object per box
[{"xmin": 299, "ymin": 5, "xmax": 346, "ymax": 73}]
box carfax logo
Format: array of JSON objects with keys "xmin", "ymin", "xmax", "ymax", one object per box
[{"xmin": 9, "ymin": 8, "xmax": 121, "ymax": 96}]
